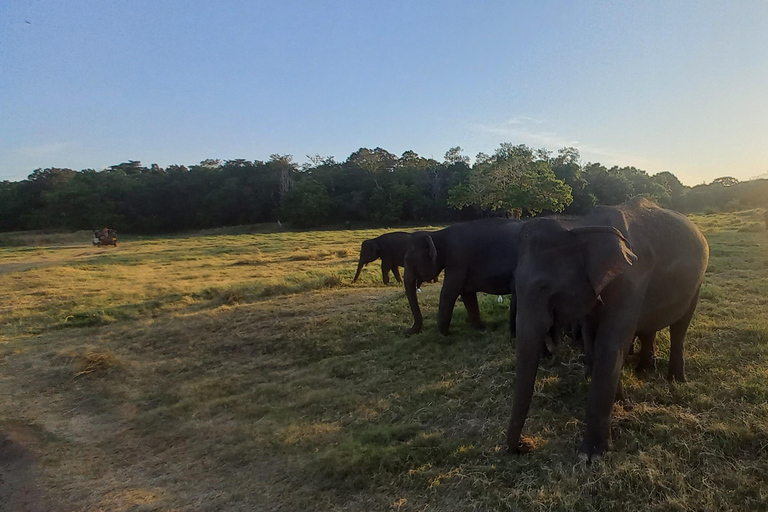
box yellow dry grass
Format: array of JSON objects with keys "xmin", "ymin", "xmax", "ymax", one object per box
[{"xmin": 0, "ymin": 213, "xmax": 767, "ymax": 511}]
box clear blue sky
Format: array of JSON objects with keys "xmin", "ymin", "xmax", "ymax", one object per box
[{"xmin": 2, "ymin": 1, "xmax": 767, "ymax": 185}]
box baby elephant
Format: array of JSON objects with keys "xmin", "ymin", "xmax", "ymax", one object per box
[{"xmin": 353, "ymin": 232, "xmax": 415, "ymax": 284}]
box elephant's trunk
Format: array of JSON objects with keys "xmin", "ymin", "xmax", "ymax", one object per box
[
  {"xmin": 506, "ymin": 308, "xmax": 548, "ymax": 453},
  {"xmin": 352, "ymin": 259, "xmax": 365, "ymax": 282},
  {"xmin": 404, "ymin": 267, "xmax": 423, "ymax": 334}
]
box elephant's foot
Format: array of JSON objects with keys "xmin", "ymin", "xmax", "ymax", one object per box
[
  {"xmin": 577, "ymin": 435, "xmax": 612, "ymax": 463},
  {"xmin": 668, "ymin": 368, "xmax": 686, "ymax": 383},
  {"xmin": 405, "ymin": 324, "xmax": 422, "ymax": 336},
  {"xmin": 634, "ymin": 356, "xmax": 657, "ymax": 374},
  {"xmin": 437, "ymin": 334, "xmax": 455, "ymax": 345},
  {"xmin": 614, "ymin": 383, "xmax": 634, "ymax": 410},
  {"xmin": 508, "ymin": 436, "xmax": 535, "ymax": 455},
  {"xmin": 471, "ymin": 321, "xmax": 487, "ymax": 331}
]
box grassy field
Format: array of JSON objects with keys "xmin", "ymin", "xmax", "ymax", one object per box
[{"xmin": 1, "ymin": 211, "xmax": 767, "ymax": 511}]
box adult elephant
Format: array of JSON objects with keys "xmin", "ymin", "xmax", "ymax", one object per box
[
  {"xmin": 403, "ymin": 218, "xmax": 523, "ymax": 335},
  {"xmin": 507, "ymin": 198, "xmax": 708, "ymax": 461},
  {"xmin": 352, "ymin": 232, "xmax": 414, "ymax": 284}
]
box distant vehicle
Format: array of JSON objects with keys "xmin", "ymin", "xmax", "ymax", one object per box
[{"xmin": 93, "ymin": 228, "xmax": 118, "ymax": 247}]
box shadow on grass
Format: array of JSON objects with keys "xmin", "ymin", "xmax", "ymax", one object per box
[{"xmin": 48, "ymin": 295, "xmax": 184, "ymax": 331}]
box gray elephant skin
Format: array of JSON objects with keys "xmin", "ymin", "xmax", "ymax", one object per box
[
  {"xmin": 507, "ymin": 197, "xmax": 709, "ymax": 460},
  {"xmin": 353, "ymin": 232, "xmax": 413, "ymax": 284},
  {"xmin": 403, "ymin": 218, "xmax": 523, "ymax": 335}
]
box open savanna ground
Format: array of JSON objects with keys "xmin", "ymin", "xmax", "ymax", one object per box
[{"xmin": 1, "ymin": 211, "xmax": 767, "ymax": 511}]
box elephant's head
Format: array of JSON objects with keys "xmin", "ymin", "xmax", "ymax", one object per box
[
  {"xmin": 506, "ymin": 218, "xmax": 637, "ymax": 452},
  {"xmin": 352, "ymin": 239, "xmax": 381, "ymax": 282},
  {"xmin": 402, "ymin": 232, "xmax": 441, "ymax": 334},
  {"xmin": 404, "ymin": 233, "xmax": 440, "ymax": 287}
]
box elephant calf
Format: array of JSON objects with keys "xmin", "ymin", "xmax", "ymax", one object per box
[
  {"xmin": 403, "ymin": 218, "xmax": 523, "ymax": 335},
  {"xmin": 352, "ymin": 232, "xmax": 415, "ymax": 285},
  {"xmin": 507, "ymin": 197, "xmax": 709, "ymax": 461}
]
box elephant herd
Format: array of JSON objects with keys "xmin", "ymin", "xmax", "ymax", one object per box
[{"xmin": 352, "ymin": 197, "xmax": 710, "ymax": 461}]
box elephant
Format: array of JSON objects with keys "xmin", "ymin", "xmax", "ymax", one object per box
[
  {"xmin": 403, "ymin": 218, "xmax": 523, "ymax": 335},
  {"xmin": 352, "ymin": 232, "xmax": 415, "ymax": 284},
  {"xmin": 506, "ymin": 197, "xmax": 709, "ymax": 461},
  {"xmin": 576, "ymin": 311, "xmax": 657, "ymax": 405}
]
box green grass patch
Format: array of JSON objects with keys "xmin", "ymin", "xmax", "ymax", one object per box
[{"xmin": 1, "ymin": 214, "xmax": 768, "ymax": 510}]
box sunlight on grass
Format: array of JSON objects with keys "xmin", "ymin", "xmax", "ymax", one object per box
[{"xmin": 1, "ymin": 215, "xmax": 767, "ymax": 510}]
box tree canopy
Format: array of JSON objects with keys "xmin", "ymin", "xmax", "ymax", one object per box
[{"xmin": 1, "ymin": 145, "xmax": 764, "ymax": 234}]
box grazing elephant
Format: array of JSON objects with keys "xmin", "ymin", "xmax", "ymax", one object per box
[
  {"xmin": 353, "ymin": 232, "xmax": 415, "ymax": 284},
  {"xmin": 403, "ymin": 218, "xmax": 523, "ymax": 335},
  {"xmin": 506, "ymin": 198, "xmax": 708, "ymax": 461}
]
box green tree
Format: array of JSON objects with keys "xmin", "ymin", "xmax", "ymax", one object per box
[
  {"xmin": 711, "ymin": 176, "xmax": 739, "ymax": 187},
  {"xmin": 583, "ymin": 163, "xmax": 633, "ymax": 205},
  {"xmin": 652, "ymin": 171, "xmax": 685, "ymax": 208},
  {"xmin": 448, "ymin": 144, "xmax": 572, "ymax": 216},
  {"xmin": 551, "ymin": 147, "xmax": 596, "ymax": 214},
  {"xmin": 346, "ymin": 147, "xmax": 397, "ymax": 174},
  {"xmin": 444, "ymin": 146, "xmax": 470, "ymax": 165},
  {"xmin": 108, "ymin": 161, "xmax": 148, "ymax": 176},
  {"xmin": 280, "ymin": 177, "xmax": 332, "ymax": 227}
]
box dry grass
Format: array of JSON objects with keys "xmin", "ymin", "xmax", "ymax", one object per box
[
  {"xmin": 1, "ymin": 214, "xmax": 768, "ymax": 511},
  {"xmin": 71, "ymin": 349, "xmax": 122, "ymax": 377},
  {"xmin": 0, "ymin": 229, "xmax": 98, "ymax": 247}
]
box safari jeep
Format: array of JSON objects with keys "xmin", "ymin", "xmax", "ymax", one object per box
[{"xmin": 93, "ymin": 228, "xmax": 118, "ymax": 247}]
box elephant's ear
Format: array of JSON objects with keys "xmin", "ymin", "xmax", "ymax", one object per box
[
  {"xmin": 362, "ymin": 239, "xmax": 379, "ymax": 258},
  {"xmin": 425, "ymin": 235, "xmax": 437, "ymax": 262},
  {"xmin": 571, "ymin": 226, "xmax": 637, "ymax": 296}
]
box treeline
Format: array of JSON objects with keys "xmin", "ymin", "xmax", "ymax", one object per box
[{"xmin": 0, "ymin": 144, "xmax": 765, "ymax": 233}]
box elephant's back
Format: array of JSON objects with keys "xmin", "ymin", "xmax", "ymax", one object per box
[
  {"xmin": 444, "ymin": 219, "xmax": 522, "ymax": 294},
  {"xmin": 630, "ymin": 203, "xmax": 709, "ymax": 274},
  {"xmin": 629, "ymin": 204, "xmax": 709, "ymax": 331}
]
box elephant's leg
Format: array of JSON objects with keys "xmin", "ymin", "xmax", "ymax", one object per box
[
  {"xmin": 571, "ymin": 320, "xmax": 584, "ymax": 350},
  {"xmin": 436, "ymin": 280, "xmax": 462, "ymax": 335},
  {"xmin": 614, "ymin": 380, "xmax": 625, "ymax": 402},
  {"xmin": 668, "ymin": 288, "xmax": 700, "ymax": 382},
  {"xmin": 404, "ymin": 270, "xmax": 423, "ymax": 335},
  {"xmin": 580, "ymin": 327, "xmax": 634, "ymax": 460},
  {"xmin": 461, "ymin": 292, "xmax": 485, "ymax": 330},
  {"xmin": 391, "ymin": 265, "xmax": 403, "ymax": 284},
  {"xmin": 509, "ymin": 293, "xmax": 517, "ymax": 341},
  {"xmin": 635, "ymin": 331, "xmax": 657, "ymax": 373},
  {"xmin": 380, "ymin": 261, "xmax": 391, "ymax": 285},
  {"xmin": 546, "ymin": 324, "xmax": 564, "ymax": 356},
  {"xmin": 581, "ymin": 319, "xmax": 597, "ymax": 378}
]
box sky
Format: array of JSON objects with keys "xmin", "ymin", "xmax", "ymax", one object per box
[{"xmin": 1, "ymin": 1, "xmax": 767, "ymax": 185}]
